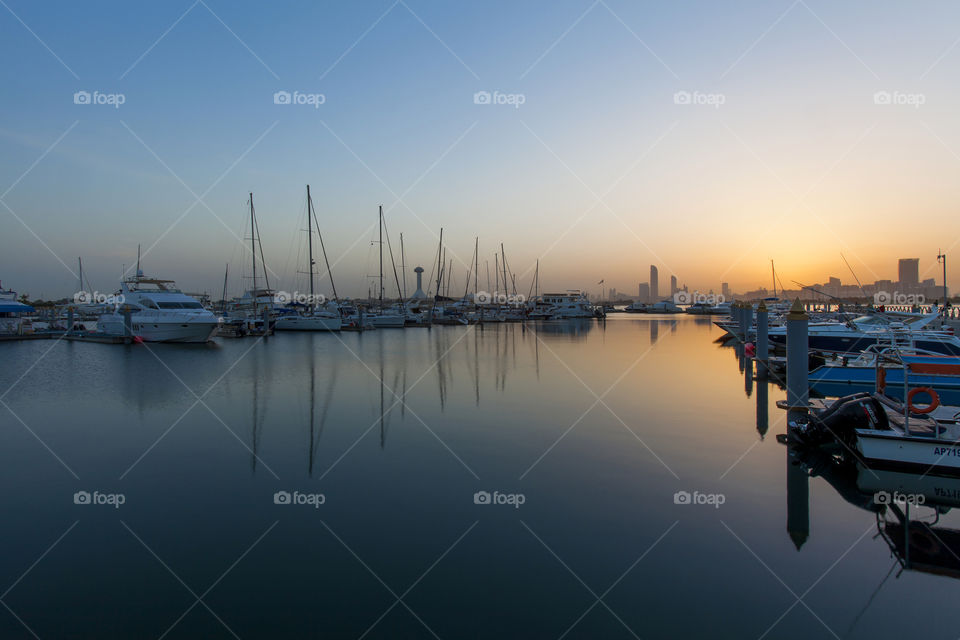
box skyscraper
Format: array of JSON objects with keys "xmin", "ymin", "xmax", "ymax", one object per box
[
  {"xmin": 721, "ymin": 282, "xmax": 731, "ymax": 300},
  {"xmin": 638, "ymin": 282, "xmax": 649, "ymax": 303},
  {"xmin": 670, "ymin": 275, "xmax": 678, "ymax": 295},
  {"xmin": 650, "ymin": 266, "xmax": 659, "ymax": 302},
  {"xmin": 898, "ymin": 258, "xmax": 919, "ymax": 289}
]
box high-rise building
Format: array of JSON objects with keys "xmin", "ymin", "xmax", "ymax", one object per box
[
  {"xmin": 670, "ymin": 275, "xmax": 678, "ymax": 295},
  {"xmin": 650, "ymin": 266, "xmax": 659, "ymax": 302},
  {"xmin": 721, "ymin": 282, "xmax": 731, "ymax": 300},
  {"xmin": 899, "ymin": 258, "xmax": 919, "ymax": 289},
  {"xmin": 638, "ymin": 282, "xmax": 649, "ymax": 303}
]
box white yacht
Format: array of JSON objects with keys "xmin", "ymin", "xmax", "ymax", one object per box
[
  {"xmin": 539, "ymin": 292, "xmax": 598, "ymax": 319},
  {"xmin": 98, "ymin": 275, "xmax": 219, "ymax": 343}
]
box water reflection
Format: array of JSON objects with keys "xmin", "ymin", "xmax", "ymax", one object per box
[{"xmin": 783, "ymin": 441, "xmax": 960, "ymax": 580}]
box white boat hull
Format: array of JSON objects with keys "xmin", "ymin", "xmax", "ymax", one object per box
[
  {"xmin": 274, "ymin": 315, "xmax": 341, "ymax": 331},
  {"xmin": 99, "ymin": 314, "xmax": 219, "ymax": 343},
  {"xmin": 368, "ymin": 314, "xmax": 405, "ymax": 328},
  {"xmin": 857, "ymin": 430, "xmax": 960, "ymax": 476}
]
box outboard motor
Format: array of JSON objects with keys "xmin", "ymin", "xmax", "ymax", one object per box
[{"xmin": 789, "ymin": 393, "xmax": 889, "ymax": 447}]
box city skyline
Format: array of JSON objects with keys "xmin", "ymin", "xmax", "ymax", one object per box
[{"xmin": 4, "ymin": 1, "xmax": 960, "ymax": 299}]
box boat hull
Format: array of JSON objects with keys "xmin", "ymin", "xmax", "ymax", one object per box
[
  {"xmin": 769, "ymin": 332, "xmax": 960, "ymax": 356},
  {"xmin": 99, "ymin": 315, "xmax": 219, "ymax": 343},
  {"xmin": 857, "ymin": 430, "xmax": 960, "ymax": 477},
  {"xmin": 368, "ymin": 314, "xmax": 405, "ymax": 328},
  {"xmin": 274, "ymin": 315, "xmax": 341, "ymax": 331}
]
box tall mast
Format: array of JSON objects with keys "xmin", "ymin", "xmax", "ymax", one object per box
[
  {"xmin": 474, "ymin": 237, "xmax": 479, "ymax": 298},
  {"xmin": 495, "ymin": 253, "xmax": 500, "ymax": 294},
  {"xmin": 379, "ymin": 205, "xmax": 384, "ymax": 311},
  {"xmin": 306, "ymin": 186, "xmax": 315, "ymax": 302},
  {"xmin": 771, "ymin": 260, "xmax": 777, "ymax": 298},
  {"xmin": 501, "ymin": 243, "xmax": 508, "ymax": 296},
  {"xmin": 400, "ymin": 233, "xmax": 407, "ymax": 300},
  {"xmin": 221, "ymin": 263, "xmax": 229, "ymax": 314},
  {"xmin": 250, "ymin": 193, "xmax": 257, "ymax": 315},
  {"xmin": 78, "ymin": 257, "xmax": 82, "ymax": 294}
]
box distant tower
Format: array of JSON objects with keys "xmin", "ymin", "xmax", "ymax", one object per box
[
  {"xmin": 722, "ymin": 282, "xmax": 731, "ymax": 300},
  {"xmin": 650, "ymin": 266, "xmax": 659, "ymax": 302},
  {"xmin": 898, "ymin": 258, "xmax": 919, "ymax": 290},
  {"xmin": 412, "ymin": 266, "xmax": 427, "ymax": 299},
  {"xmin": 670, "ymin": 275, "xmax": 678, "ymax": 295},
  {"xmin": 638, "ymin": 282, "xmax": 649, "ymax": 304}
]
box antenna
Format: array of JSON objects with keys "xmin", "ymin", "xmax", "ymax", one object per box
[{"xmin": 840, "ymin": 253, "xmax": 868, "ymax": 299}]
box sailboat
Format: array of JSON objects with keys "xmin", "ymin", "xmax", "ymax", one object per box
[
  {"xmin": 275, "ymin": 185, "xmax": 342, "ymax": 331},
  {"xmin": 365, "ymin": 205, "xmax": 405, "ymax": 328},
  {"xmin": 224, "ymin": 193, "xmax": 276, "ymax": 335}
]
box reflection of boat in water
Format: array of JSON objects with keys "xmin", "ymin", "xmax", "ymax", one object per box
[
  {"xmin": 530, "ymin": 317, "xmax": 595, "ymax": 339},
  {"xmin": 782, "ymin": 438, "xmax": 960, "ymax": 581}
]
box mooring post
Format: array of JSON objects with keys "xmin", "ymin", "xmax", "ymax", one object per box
[
  {"xmin": 756, "ymin": 301, "xmax": 769, "ymax": 378},
  {"xmin": 786, "ymin": 298, "xmax": 808, "ymax": 415},
  {"xmin": 787, "ymin": 447, "xmax": 810, "ymax": 551},
  {"xmin": 736, "ymin": 301, "xmax": 748, "ymax": 342},
  {"xmin": 744, "ymin": 302, "xmax": 754, "ymax": 341}
]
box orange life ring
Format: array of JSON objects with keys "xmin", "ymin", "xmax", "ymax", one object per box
[{"xmin": 907, "ymin": 387, "xmax": 940, "ymax": 414}]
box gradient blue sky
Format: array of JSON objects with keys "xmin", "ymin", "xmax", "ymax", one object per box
[{"xmin": 3, "ymin": 0, "xmax": 960, "ymax": 299}]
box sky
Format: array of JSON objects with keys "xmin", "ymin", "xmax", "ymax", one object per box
[{"xmin": 2, "ymin": 0, "xmax": 960, "ymax": 300}]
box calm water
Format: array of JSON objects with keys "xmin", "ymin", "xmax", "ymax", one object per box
[{"xmin": 1, "ymin": 315, "xmax": 958, "ymax": 638}]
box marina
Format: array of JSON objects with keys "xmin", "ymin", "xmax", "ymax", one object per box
[
  {"xmin": 4, "ymin": 314, "xmax": 960, "ymax": 638},
  {"xmin": 6, "ymin": 1, "xmax": 960, "ymax": 636}
]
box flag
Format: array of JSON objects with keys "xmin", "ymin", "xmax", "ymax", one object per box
[{"xmin": 598, "ymin": 279, "xmax": 604, "ymax": 285}]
